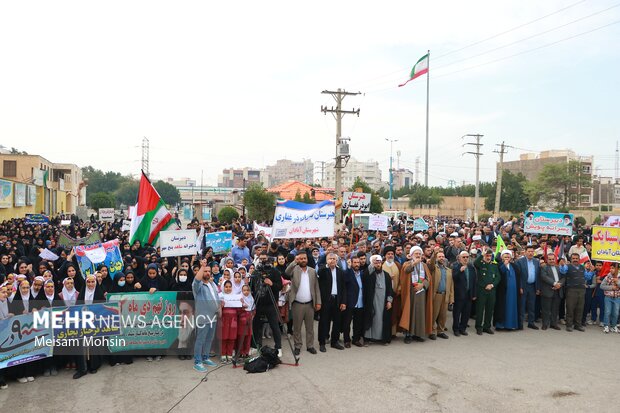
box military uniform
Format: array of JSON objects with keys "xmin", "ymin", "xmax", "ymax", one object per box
[{"xmin": 474, "ymin": 254, "xmax": 501, "ymax": 332}]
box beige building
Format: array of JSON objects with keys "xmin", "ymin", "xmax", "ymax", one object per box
[
  {"xmin": 0, "ymin": 154, "xmax": 85, "ymax": 220},
  {"xmin": 324, "ymin": 158, "xmax": 383, "ymax": 191},
  {"xmin": 382, "ymin": 196, "xmax": 491, "ymax": 219},
  {"xmin": 392, "ymin": 168, "xmax": 414, "ymax": 190},
  {"xmin": 265, "ymin": 159, "xmax": 314, "ymax": 186},
  {"xmin": 217, "ymin": 167, "xmax": 267, "ymax": 188}
]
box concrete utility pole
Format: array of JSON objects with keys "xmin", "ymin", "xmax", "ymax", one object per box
[
  {"xmin": 386, "ymin": 138, "xmax": 398, "ymax": 209},
  {"xmin": 462, "ymin": 134, "xmax": 483, "ymax": 222},
  {"xmin": 316, "ymin": 161, "xmax": 326, "ymax": 187},
  {"xmin": 493, "ymin": 141, "xmax": 507, "ymax": 218},
  {"xmin": 321, "ymin": 89, "xmax": 361, "ymax": 223},
  {"xmin": 141, "ymin": 137, "xmax": 150, "ymax": 176}
]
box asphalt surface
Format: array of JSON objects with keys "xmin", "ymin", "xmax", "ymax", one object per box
[{"xmin": 1, "ymin": 318, "xmax": 618, "ymax": 413}]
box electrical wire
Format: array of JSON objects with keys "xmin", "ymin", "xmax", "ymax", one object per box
[{"xmin": 166, "ymin": 363, "xmax": 227, "ymax": 412}]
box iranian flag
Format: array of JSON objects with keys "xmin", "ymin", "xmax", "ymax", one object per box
[
  {"xmin": 129, "ymin": 172, "xmax": 177, "ymax": 246},
  {"xmin": 398, "ymin": 53, "xmax": 429, "ymax": 87}
]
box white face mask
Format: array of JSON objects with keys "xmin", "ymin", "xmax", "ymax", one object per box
[
  {"xmin": 179, "ymin": 275, "xmax": 188, "ymax": 283},
  {"xmin": 117, "ymin": 281, "xmax": 126, "ymax": 287}
]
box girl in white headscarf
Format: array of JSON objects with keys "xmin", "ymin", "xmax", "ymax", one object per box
[{"xmin": 60, "ymin": 277, "xmax": 78, "ymax": 306}]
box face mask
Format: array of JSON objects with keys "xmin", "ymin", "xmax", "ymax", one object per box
[
  {"xmin": 179, "ymin": 275, "xmax": 188, "ymax": 283},
  {"xmin": 117, "ymin": 281, "xmax": 126, "ymax": 287}
]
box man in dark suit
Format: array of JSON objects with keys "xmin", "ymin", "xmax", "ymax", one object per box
[
  {"xmin": 451, "ymin": 250, "xmax": 477, "ymax": 336},
  {"xmin": 515, "ymin": 245, "xmax": 541, "ymax": 329},
  {"xmin": 342, "ymin": 256, "xmax": 366, "ymax": 348},
  {"xmin": 539, "ymin": 252, "xmax": 563, "ymax": 330},
  {"xmin": 317, "ymin": 252, "xmax": 346, "ymax": 352}
]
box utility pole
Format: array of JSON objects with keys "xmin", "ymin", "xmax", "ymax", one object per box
[
  {"xmin": 141, "ymin": 137, "xmax": 150, "ymax": 176},
  {"xmin": 462, "ymin": 134, "xmax": 483, "ymax": 222},
  {"xmin": 316, "ymin": 161, "xmax": 326, "ymax": 187},
  {"xmin": 615, "ymin": 140, "xmax": 619, "ymax": 181},
  {"xmin": 386, "ymin": 138, "xmax": 398, "ymax": 209},
  {"xmin": 493, "ymin": 141, "xmax": 507, "ymax": 218},
  {"xmin": 321, "ymin": 89, "xmax": 361, "ymax": 223},
  {"xmin": 415, "ymin": 156, "xmax": 420, "ymax": 185}
]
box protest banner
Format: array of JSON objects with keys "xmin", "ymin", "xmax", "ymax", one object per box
[
  {"xmin": 272, "ymin": 200, "xmax": 335, "ymax": 239},
  {"xmin": 14, "ymin": 183, "xmax": 26, "ymax": 207},
  {"xmin": 107, "ymin": 292, "xmax": 185, "ymax": 354},
  {"xmin": 523, "ymin": 211, "xmax": 573, "ymax": 236},
  {"xmin": 58, "ymin": 230, "xmax": 101, "ymax": 249},
  {"xmin": 604, "ymin": 216, "xmax": 620, "ymax": 227},
  {"xmin": 26, "ymin": 184, "xmax": 36, "ymax": 205},
  {"xmin": 121, "ymin": 219, "xmax": 131, "ymax": 231},
  {"xmin": 160, "ymin": 229, "xmax": 197, "ymax": 257},
  {"xmin": 368, "ymin": 214, "xmax": 389, "ymax": 232},
  {"xmin": 39, "ymin": 248, "xmax": 59, "ymax": 261},
  {"xmin": 74, "ymin": 239, "xmax": 124, "ymax": 279},
  {"xmin": 50, "ymin": 303, "xmax": 121, "ymax": 341},
  {"xmin": 25, "ymin": 214, "xmax": 49, "ymax": 225},
  {"xmin": 592, "ymin": 225, "xmax": 620, "ymax": 262},
  {"xmin": 0, "ymin": 311, "xmax": 53, "ymax": 370},
  {"xmin": 99, "ymin": 208, "xmax": 115, "ymax": 223},
  {"xmin": 253, "ymin": 221, "xmax": 272, "ymax": 241},
  {"xmin": 60, "ymin": 220, "xmax": 71, "ymax": 226},
  {"xmin": 0, "ymin": 179, "xmax": 12, "ymax": 208},
  {"xmin": 412, "ymin": 217, "xmax": 429, "ymax": 231},
  {"xmin": 204, "ymin": 231, "xmax": 233, "ymax": 254},
  {"xmin": 342, "ymin": 192, "xmax": 371, "ymax": 212}
]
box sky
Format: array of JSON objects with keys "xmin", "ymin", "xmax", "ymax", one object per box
[{"xmin": 1, "ymin": 0, "xmax": 619, "ymax": 187}]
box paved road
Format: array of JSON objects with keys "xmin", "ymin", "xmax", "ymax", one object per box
[{"xmin": 1, "ymin": 322, "xmax": 617, "ymax": 413}]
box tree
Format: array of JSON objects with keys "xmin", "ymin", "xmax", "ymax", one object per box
[
  {"xmin": 524, "ymin": 160, "xmax": 591, "ymax": 209},
  {"xmin": 90, "ymin": 192, "xmax": 115, "ymax": 209},
  {"xmin": 407, "ymin": 184, "xmax": 443, "ymax": 208},
  {"xmin": 115, "ymin": 180, "xmax": 139, "ymax": 207},
  {"xmin": 218, "ymin": 206, "xmax": 239, "ymax": 224},
  {"xmin": 82, "ymin": 166, "xmax": 129, "ymax": 206},
  {"xmin": 154, "ymin": 180, "xmax": 181, "ymax": 206},
  {"xmin": 484, "ymin": 171, "xmax": 530, "ymax": 212},
  {"xmin": 351, "ymin": 177, "xmax": 383, "ymax": 213},
  {"xmin": 243, "ymin": 183, "xmax": 276, "ymax": 222}
]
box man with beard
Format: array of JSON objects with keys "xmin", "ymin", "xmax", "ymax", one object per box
[
  {"xmin": 317, "ymin": 253, "xmax": 346, "ymax": 352},
  {"xmin": 363, "ymin": 255, "xmax": 394, "ymax": 344},
  {"xmin": 428, "ymin": 250, "xmax": 453, "ymax": 339},
  {"xmin": 399, "ymin": 246, "xmax": 433, "ymax": 343},
  {"xmin": 382, "ymin": 246, "xmax": 401, "ymax": 336},
  {"xmin": 451, "ymin": 251, "xmax": 477, "ymax": 336},
  {"xmin": 343, "ymin": 256, "xmax": 366, "ymax": 347}
]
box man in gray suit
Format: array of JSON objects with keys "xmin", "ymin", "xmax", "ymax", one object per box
[
  {"xmin": 539, "ymin": 252, "xmax": 563, "ymax": 330},
  {"xmin": 286, "ymin": 250, "xmax": 322, "ymax": 356}
]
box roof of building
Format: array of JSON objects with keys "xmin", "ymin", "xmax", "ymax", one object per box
[{"xmin": 267, "ymin": 180, "xmax": 333, "ymax": 201}]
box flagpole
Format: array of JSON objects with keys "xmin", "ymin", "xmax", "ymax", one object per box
[{"xmin": 425, "ymin": 49, "xmax": 430, "ymax": 187}]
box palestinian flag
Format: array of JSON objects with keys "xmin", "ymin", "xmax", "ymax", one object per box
[
  {"xmin": 129, "ymin": 172, "xmax": 177, "ymax": 246},
  {"xmin": 398, "ymin": 53, "xmax": 429, "ymax": 87}
]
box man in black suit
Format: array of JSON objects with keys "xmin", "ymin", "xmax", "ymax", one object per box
[
  {"xmin": 539, "ymin": 252, "xmax": 563, "ymax": 330},
  {"xmin": 451, "ymin": 250, "xmax": 477, "ymax": 336},
  {"xmin": 317, "ymin": 252, "xmax": 346, "ymax": 352},
  {"xmin": 342, "ymin": 256, "xmax": 366, "ymax": 348}
]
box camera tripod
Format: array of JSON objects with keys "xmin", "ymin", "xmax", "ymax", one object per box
[{"xmin": 231, "ymin": 274, "xmax": 299, "ymax": 367}]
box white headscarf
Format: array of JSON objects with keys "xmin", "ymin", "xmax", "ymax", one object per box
[
  {"xmin": 84, "ymin": 274, "xmax": 97, "ymax": 304},
  {"xmin": 61, "ymin": 278, "xmax": 78, "ymax": 306},
  {"xmin": 241, "ymin": 291, "xmax": 254, "ymax": 312},
  {"xmin": 31, "ymin": 276, "xmax": 44, "ymax": 297},
  {"xmin": 44, "ymin": 280, "xmax": 56, "ymax": 304}
]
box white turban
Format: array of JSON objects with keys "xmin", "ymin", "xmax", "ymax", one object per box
[
  {"xmin": 370, "ymin": 254, "xmax": 383, "ymax": 263},
  {"xmin": 409, "ymin": 246, "xmax": 423, "ymax": 256},
  {"xmin": 501, "ymin": 249, "xmax": 513, "ymax": 257}
]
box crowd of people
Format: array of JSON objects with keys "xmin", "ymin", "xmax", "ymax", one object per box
[{"xmin": 1, "ymin": 212, "xmax": 619, "ymax": 387}]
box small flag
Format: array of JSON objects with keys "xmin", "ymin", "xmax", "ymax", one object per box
[
  {"xmin": 398, "ymin": 53, "xmax": 429, "ymax": 87},
  {"xmin": 494, "ymin": 236, "xmax": 507, "ymax": 263},
  {"xmin": 554, "ymin": 238, "xmax": 565, "ymax": 262},
  {"xmin": 578, "ymin": 250, "xmax": 590, "ymax": 265}
]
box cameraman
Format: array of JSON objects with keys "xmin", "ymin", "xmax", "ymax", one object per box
[{"xmin": 250, "ymin": 252, "xmax": 283, "ymax": 356}]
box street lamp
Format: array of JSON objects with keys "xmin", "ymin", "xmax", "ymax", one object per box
[{"xmin": 385, "ymin": 138, "xmax": 398, "ymax": 209}]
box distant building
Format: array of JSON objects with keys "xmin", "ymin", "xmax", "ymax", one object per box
[
  {"xmin": 500, "ymin": 149, "xmax": 593, "ymax": 208},
  {"xmin": 267, "ymin": 180, "xmax": 333, "ymax": 201},
  {"xmin": 593, "ymin": 176, "xmax": 620, "ymax": 207},
  {"xmin": 217, "ymin": 167, "xmax": 267, "ymax": 188},
  {"xmin": 265, "ymin": 159, "xmax": 314, "ymax": 186},
  {"xmin": 0, "ymin": 153, "xmax": 85, "ymax": 219},
  {"xmin": 391, "ymin": 168, "xmax": 414, "ymax": 190},
  {"xmin": 324, "ymin": 158, "xmax": 383, "ymax": 191}
]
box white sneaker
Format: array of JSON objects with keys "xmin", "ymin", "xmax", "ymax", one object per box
[
  {"xmin": 26, "ymin": 377, "xmax": 35, "ymax": 382},
  {"xmin": 17, "ymin": 377, "xmax": 27, "ymax": 384},
  {"xmin": 277, "ymin": 349, "xmax": 282, "ymax": 358},
  {"xmin": 249, "ymin": 348, "xmax": 258, "ymax": 356},
  {"xmin": 613, "ymin": 326, "xmax": 620, "ymax": 334},
  {"xmin": 146, "ymin": 357, "xmax": 154, "ymax": 362},
  {"xmin": 586, "ymin": 320, "xmax": 593, "ymax": 325},
  {"xmin": 0, "ymin": 382, "xmax": 7, "ymax": 389},
  {"xmin": 155, "ymin": 356, "xmax": 162, "ymax": 361},
  {"xmin": 604, "ymin": 326, "xmax": 610, "ymax": 333},
  {"xmin": 599, "ymin": 322, "xmax": 604, "ymax": 327}
]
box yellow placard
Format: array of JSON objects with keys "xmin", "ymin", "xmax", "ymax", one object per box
[{"xmin": 592, "ymin": 226, "xmax": 620, "ymax": 262}]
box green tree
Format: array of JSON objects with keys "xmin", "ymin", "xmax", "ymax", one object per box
[
  {"xmin": 407, "ymin": 184, "xmax": 443, "ymax": 208},
  {"xmin": 242, "ymin": 183, "xmax": 276, "ymax": 222},
  {"xmin": 351, "ymin": 177, "xmax": 383, "ymax": 213},
  {"xmin": 302, "ymin": 192, "xmax": 315, "ymax": 204},
  {"xmin": 115, "ymin": 180, "xmax": 139, "ymax": 207},
  {"xmin": 154, "ymin": 180, "xmax": 181, "ymax": 206},
  {"xmin": 524, "ymin": 160, "xmax": 591, "ymax": 209},
  {"xmin": 218, "ymin": 206, "xmax": 239, "ymax": 224},
  {"xmin": 82, "ymin": 166, "xmax": 129, "ymax": 206},
  {"xmin": 484, "ymin": 171, "xmax": 530, "ymax": 212},
  {"xmin": 90, "ymin": 192, "xmax": 115, "ymax": 209},
  {"xmin": 294, "ymin": 190, "xmax": 303, "ymax": 202}
]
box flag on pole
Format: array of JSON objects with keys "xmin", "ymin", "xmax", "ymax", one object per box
[
  {"xmin": 398, "ymin": 53, "xmax": 429, "ymax": 87},
  {"xmin": 129, "ymin": 172, "xmax": 178, "ymax": 246},
  {"xmin": 554, "ymin": 238, "xmax": 565, "ymax": 262},
  {"xmin": 578, "ymin": 250, "xmax": 590, "ymax": 265}
]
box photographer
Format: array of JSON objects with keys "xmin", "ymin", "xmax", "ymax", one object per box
[{"xmin": 250, "ymin": 252, "xmax": 283, "ymax": 356}]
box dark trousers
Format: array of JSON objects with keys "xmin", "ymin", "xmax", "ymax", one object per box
[
  {"xmin": 475, "ymin": 290, "xmax": 496, "ymax": 330},
  {"xmin": 253, "ymin": 305, "xmax": 282, "ymax": 349},
  {"xmin": 541, "ymin": 294, "xmax": 560, "ymax": 328},
  {"xmin": 342, "ymin": 307, "xmax": 364, "ymax": 343},
  {"xmin": 582, "ymin": 289, "xmax": 595, "ymax": 324},
  {"xmin": 565, "ymin": 288, "xmax": 585, "ymax": 328},
  {"xmin": 319, "ymin": 295, "xmax": 341, "ymax": 345},
  {"xmin": 591, "ymin": 288, "xmax": 605, "ymax": 322},
  {"xmin": 76, "ymin": 344, "xmax": 102, "ymax": 373},
  {"xmin": 521, "ymin": 283, "xmax": 537, "ymax": 325},
  {"xmin": 452, "ymin": 296, "xmax": 472, "ymax": 333}
]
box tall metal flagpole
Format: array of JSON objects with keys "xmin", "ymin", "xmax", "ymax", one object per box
[{"xmin": 425, "ymin": 50, "xmax": 430, "ymax": 187}]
